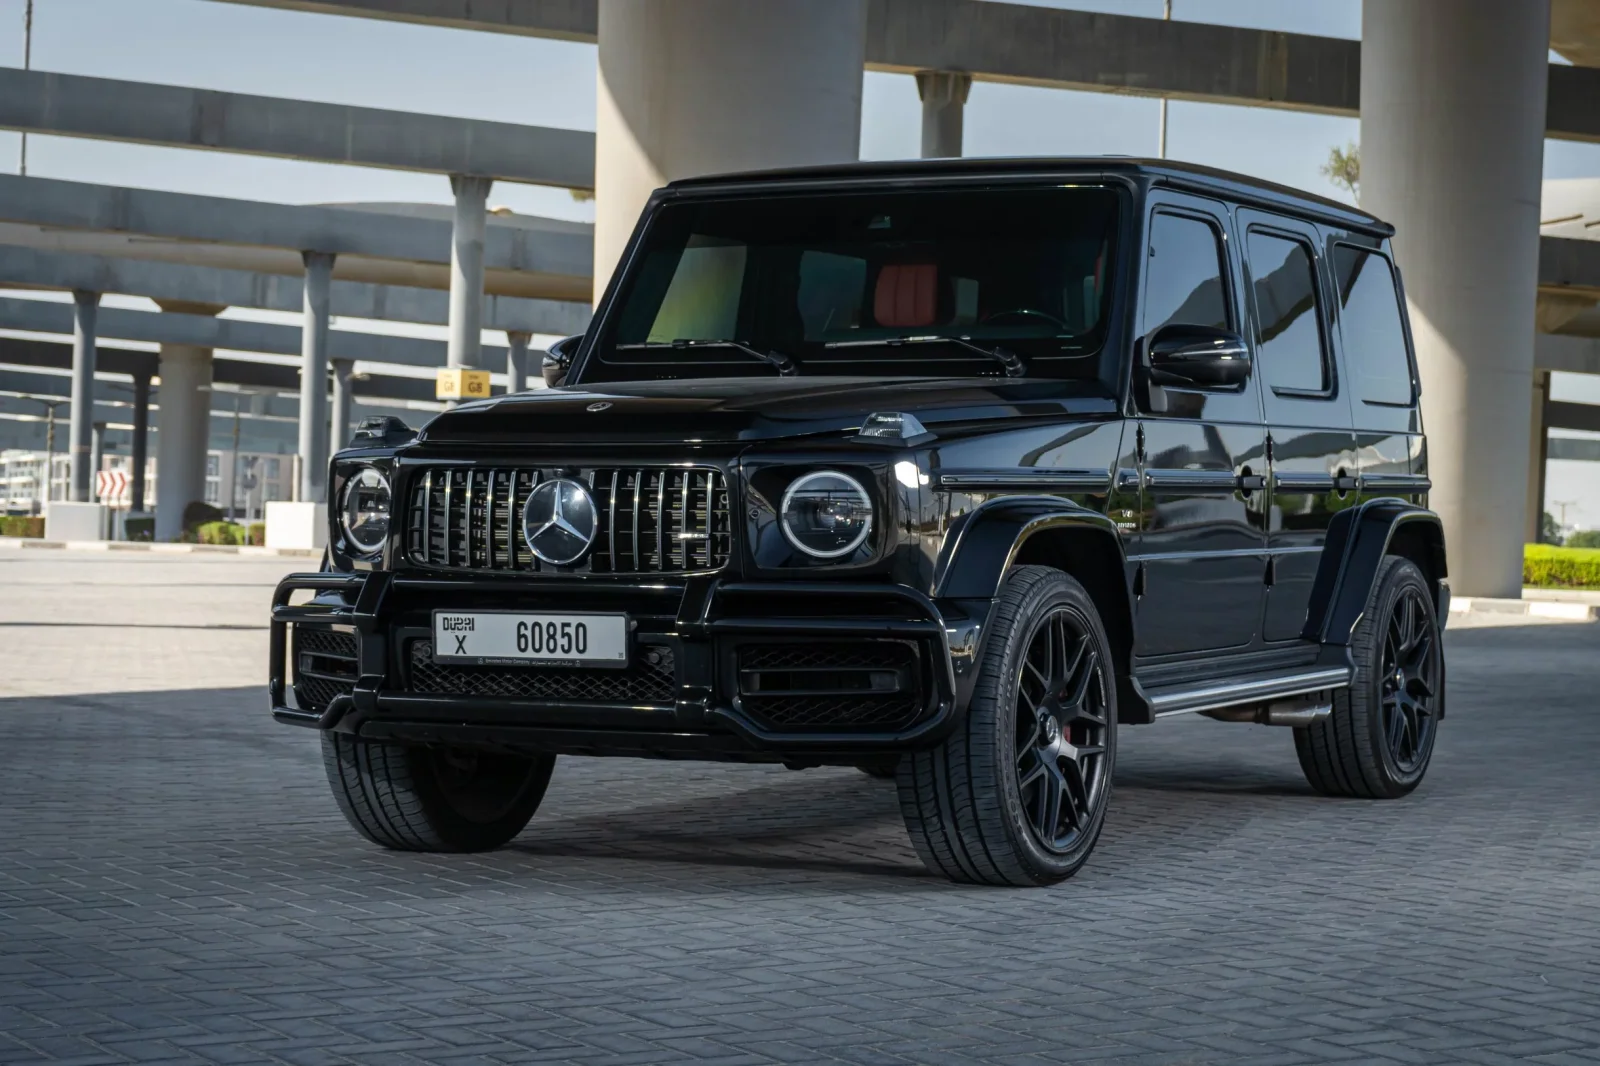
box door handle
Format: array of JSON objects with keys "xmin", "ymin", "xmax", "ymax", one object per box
[
  {"xmin": 1334, "ymin": 471, "xmax": 1359, "ymax": 494},
  {"xmin": 1237, "ymin": 468, "xmax": 1266, "ymax": 492}
]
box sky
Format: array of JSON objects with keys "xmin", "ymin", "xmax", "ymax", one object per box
[{"xmin": 2, "ymin": 0, "xmax": 1599, "ymax": 525}]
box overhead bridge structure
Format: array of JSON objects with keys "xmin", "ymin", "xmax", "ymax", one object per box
[{"xmin": 2, "ymin": 0, "xmax": 1599, "ymax": 589}]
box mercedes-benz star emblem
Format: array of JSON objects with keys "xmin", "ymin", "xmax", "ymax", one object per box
[
  {"xmin": 522, "ymin": 478, "xmax": 598, "ymax": 565},
  {"xmin": 586, "ymin": 401, "xmax": 613, "ymax": 412}
]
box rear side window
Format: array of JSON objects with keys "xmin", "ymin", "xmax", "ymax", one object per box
[
  {"xmin": 1332, "ymin": 246, "xmax": 1414, "ymax": 406},
  {"xmin": 1246, "ymin": 231, "xmax": 1328, "ymax": 394},
  {"xmin": 1143, "ymin": 213, "xmax": 1230, "ymax": 334}
]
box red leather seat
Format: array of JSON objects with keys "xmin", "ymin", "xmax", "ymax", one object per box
[{"xmin": 873, "ymin": 263, "xmax": 939, "ymax": 328}]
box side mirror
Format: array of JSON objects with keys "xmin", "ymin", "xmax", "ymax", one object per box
[
  {"xmin": 541, "ymin": 334, "xmax": 583, "ymax": 388},
  {"xmin": 1146, "ymin": 324, "xmax": 1252, "ymax": 389}
]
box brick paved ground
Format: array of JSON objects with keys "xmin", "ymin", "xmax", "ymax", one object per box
[{"xmin": 2, "ymin": 552, "xmax": 1598, "ymax": 1065}]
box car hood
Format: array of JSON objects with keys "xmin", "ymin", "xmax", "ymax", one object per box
[{"xmin": 418, "ymin": 376, "xmax": 1119, "ymax": 445}]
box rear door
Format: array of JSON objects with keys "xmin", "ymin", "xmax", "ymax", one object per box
[
  {"xmin": 1132, "ymin": 194, "xmax": 1268, "ymax": 656},
  {"xmin": 1237, "ymin": 210, "xmax": 1357, "ymax": 642}
]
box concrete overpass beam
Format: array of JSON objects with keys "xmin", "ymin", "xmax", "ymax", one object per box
[
  {"xmin": 68, "ymin": 289, "xmax": 99, "ymax": 502},
  {"xmin": 594, "ymin": 0, "xmax": 868, "ymax": 290},
  {"xmin": 299, "ymin": 251, "xmax": 335, "ymax": 503},
  {"xmin": 915, "ymin": 70, "xmax": 970, "ymax": 158},
  {"xmin": 1360, "ymin": 0, "xmax": 1550, "ymax": 598},
  {"xmin": 448, "ymin": 175, "xmax": 492, "ymax": 370}
]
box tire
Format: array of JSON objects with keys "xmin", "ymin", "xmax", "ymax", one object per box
[
  {"xmin": 897, "ymin": 566, "xmax": 1117, "ymax": 886},
  {"xmin": 321, "ymin": 733, "xmax": 556, "ymax": 852},
  {"xmin": 1295, "ymin": 555, "xmax": 1443, "ymax": 799},
  {"xmin": 856, "ymin": 757, "xmax": 902, "ymax": 780}
]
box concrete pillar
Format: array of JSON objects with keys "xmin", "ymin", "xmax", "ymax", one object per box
[
  {"xmin": 330, "ymin": 358, "xmax": 354, "ymax": 452},
  {"xmin": 916, "ymin": 71, "xmax": 971, "ymax": 159},
  {"xmin": 448, "ymin": 174, "xmax": 492, "ymax": 370},
  {"xmin": 68, "ymin": 289, "xmax": 99, "ymax": 502},
  {"xmin": 506, "ymin": 331, "xmax": 531, "ymax": 394},
  {"xmin": 1359, "ymin": 0, "xmax": 1550, "ymax": 598},
  {"xmin": 153, "ymin": 344, "xmax": 213, "ymax": 541},
  {"xmin": 299, "ymin": 251, "xmax": 334, "ymax": 504},
  {"xmin": 595, "ymin": 0, "xmax": 867, "ymax": 292},
  {"xmin": 1527, "ymin": 370, "xmax": 1551, "ymax": 543},
  {"xmin": 89, "ymin": 421, "xmax": 106, "ymax": 501},
  {"xmin": 130, "ymin": 371, "xmax": 151, "ymax": 513}
]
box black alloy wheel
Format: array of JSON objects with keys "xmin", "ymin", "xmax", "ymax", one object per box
[
  {"xmin": 898, "ymin": 566, "xmax": 1118, "ymax": 886},
  {"xmin": 1379, "ymin": 584, "xmax": 1440, "ymax": 774},
  {"xmin": 428, "ymin": 747, "xmax": 549, "ymax": 825},
  {"xmin": 1295, "ymin": 556, "xmax": 1443, "ymax": 799},
  {"xmin": 1014, "ymin": 607, "xmax": 1112, "ymax": 854}
]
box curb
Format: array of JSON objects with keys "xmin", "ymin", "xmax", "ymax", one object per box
[
  {"xmin": 1449, "ymin": 597, "xmax": 1599, "ymax": 621},
  {"xmin": 0, "ymin": 537, "xmax": 322, "ymax": 558}
]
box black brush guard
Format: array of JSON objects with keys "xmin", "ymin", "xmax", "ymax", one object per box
[{"xmin": 269, "ymin": 571, "xmax": 962, "ymax": 760}]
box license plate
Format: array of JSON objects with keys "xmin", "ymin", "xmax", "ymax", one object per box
[{"xmin": 431, "ymin": 611, "xmax": 629, "ymax": 667}]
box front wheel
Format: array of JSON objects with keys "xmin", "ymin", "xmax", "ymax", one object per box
[
  {"xmin": 1295, "ymin": 555, "xmax": 1443, "ymax": 798},
  {"xmin": 898, "ymin": 566, "xmax": 1117, "ymax": 886},
  {"xmin": 321, "ymin": 734, "xmax": 555, "ymax": 851}
]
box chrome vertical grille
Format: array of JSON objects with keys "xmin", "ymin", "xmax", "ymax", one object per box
[{"xmin": 406, "ymin": 466, "xmax": 731, "ymax": 574}]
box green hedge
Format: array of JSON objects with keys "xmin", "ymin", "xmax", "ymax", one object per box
[
  {"xmin": 196, "ymin": 520, "xmax": 249, "ymax": 546},
  {"xmin": 1525, "ymin": 544, "xmax": 1600, "ymax": 589},
  {"xmin": 0, "ymin": 515, "xmax": 44, "ymax": 538}
]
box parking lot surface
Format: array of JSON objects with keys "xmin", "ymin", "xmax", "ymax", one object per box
[{"xmin": 2, "ymin": 551, "xmax": 1598, "ymax": 1065}]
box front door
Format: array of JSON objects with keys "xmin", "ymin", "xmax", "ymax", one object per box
[
  {"xmin": 1132, "ymin": 196, "xmax": 1268, "ymax": 657},
  {"xmin": 1236, "ymin": 211, "xmax": 1357, "ymax": 642}
]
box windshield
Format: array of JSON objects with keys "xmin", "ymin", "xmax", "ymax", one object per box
[{"xmin": 585, "ymin": 186, "xmax": 1121, "ymax": 385}]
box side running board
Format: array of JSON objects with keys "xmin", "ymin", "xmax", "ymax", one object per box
[{"xmin": 1144, "ymin": 666, "xmax": 1352, "ymax": 719}]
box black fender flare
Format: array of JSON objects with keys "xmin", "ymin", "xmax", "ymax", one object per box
[
  {"xmin": 931, "ymin": 495, "xmax": 1147, "ymax": 722},
  {"xmin": 1302, "ymin": 497, "xmax": 1449, "ymax": 646}
]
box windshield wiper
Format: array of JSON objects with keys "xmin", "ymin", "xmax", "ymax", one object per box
[
  {"xmin": 824, "ymin": 335, "xmax": 1027, "ymax": 378},
  {"xmin": 616, "ymin": 339, "xmax": 797, "ymax": 376}
]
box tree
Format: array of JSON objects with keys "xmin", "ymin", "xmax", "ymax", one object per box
[
  {"xmin": 1541, "ymin": 511, "xmax": 1564, "ymax": 546},
  {"xmin": 1321, "ymin": 142, "xmax": 1360, "ymax": 200},
  {"xmin": 1565, "ymin": 529, "xmax": 1600, "ymax": 549}
]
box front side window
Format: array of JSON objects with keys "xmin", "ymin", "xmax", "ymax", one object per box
[
  {"xmin": 1333, "ymin": 246, "xmax": 1414, "ymax": 406},
  {"xmin": 1246, "ymin": 231, "xmax": 1329, "ymax": 394},
  {"xmin": 1143, "ymin": 212, "xmax": 1230, "ymax": 335},
  {"xmin": 590, "ymin": 187, "xmax": 1121, "ymax": 385}
]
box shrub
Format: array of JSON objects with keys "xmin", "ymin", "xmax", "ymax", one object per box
[
  {"xmin": 181, "ymin": 501, "xmax": 225, "ymax": 541},
  {"xmin": 1524, "ymin": 543, "xmax": 1600, "ymax": 589},
  {"xmin": 1564, "ymin": 529, "xmax": 1600, "ymax": 550},
  {"xmin": 247, "ymin": 522, "xmax": 266, "ymax": 547},
  {"xmin": 196, "ymin": 521, "xmax": 248, "ymax": 546},
  {"xmin": 0, "ymin": 515, "xmax": 45, "ymax": 538}
]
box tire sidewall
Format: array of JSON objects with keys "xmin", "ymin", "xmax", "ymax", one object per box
[
  {"xmin": 1354, "ymin": 557, "xmax": 1440, "ymax": 792},
  {"xmin": 982, "ymin": 569, "xmax": 1118, "ymax": 879}
]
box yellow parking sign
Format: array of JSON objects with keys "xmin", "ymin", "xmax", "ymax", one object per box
[{"xmin": 436, "ymin": 367, "xmax": 492, "ymax": 401}]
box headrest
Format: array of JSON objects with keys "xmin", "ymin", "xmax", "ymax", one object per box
[{"xmin": 873, "ymin": 263, "xmax": 939, "ymax": 328}]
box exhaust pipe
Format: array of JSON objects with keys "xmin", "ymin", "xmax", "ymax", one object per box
[{"xmin": 1200, "ymin": 695, "xmax": 1332, "ymax": 728}]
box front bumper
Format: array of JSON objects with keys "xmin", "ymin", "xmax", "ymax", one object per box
[{"xmin": 269, "ymin": 571, "xmax": 970, "ymax": 762}]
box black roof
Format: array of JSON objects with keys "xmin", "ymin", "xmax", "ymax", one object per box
[{"xmin": 665, "ymin": 156, "xmax": 1392, "ymax": 237}]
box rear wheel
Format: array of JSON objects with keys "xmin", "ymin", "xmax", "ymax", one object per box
[
  {"xmin": 1295, "ymin": 556, "xmax": 1442, "ymax": 798},
  {"xmin": 321, "ymin": 733, "xmax": 555, "ymax": 851},
  {"xmin": 898, "ymin": 566, "xmax": 1117, "ymax": 886}
]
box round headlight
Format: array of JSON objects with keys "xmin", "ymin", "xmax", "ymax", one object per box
[
  {"xmin": 780, "ymin": 470, "xmax": 873, "ymax": 559},
  {"xmin": 340, "ymin": 466, "xmax": 392, "ymax": 555}
]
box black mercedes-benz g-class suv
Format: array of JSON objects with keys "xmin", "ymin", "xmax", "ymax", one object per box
[{"xmin": 272, "ymin": 158, "xmax": 1446, "ymax": 886}]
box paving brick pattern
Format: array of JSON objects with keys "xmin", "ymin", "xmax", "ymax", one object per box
[{"xmin": 2, "ymin": 554, "xmax": 1598, "ymax": 1064}]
